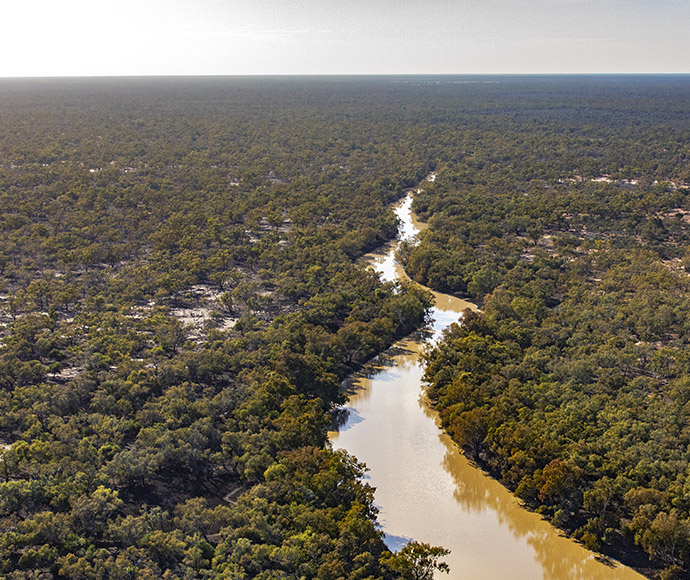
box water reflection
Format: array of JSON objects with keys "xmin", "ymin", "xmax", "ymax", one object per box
[
  {"xmin": 385, "ymin": 533, "xmax": 415, "ymax": 552},
  {"xmin": 436, "ymin": 428, "xmax": 639, "ymax": 579},
  {"xmin": 332, "ymin": 407, "xmax": 364, "ymax": 432}
]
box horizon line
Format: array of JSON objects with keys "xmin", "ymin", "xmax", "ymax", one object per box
[{"xmin": 1, "ymin": 72, "xmax": 690, "ymax": 80}]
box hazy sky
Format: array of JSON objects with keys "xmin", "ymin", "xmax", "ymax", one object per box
[{"xmin": 2, "ymin": 0, "xmax": 689, "ymax": 76}]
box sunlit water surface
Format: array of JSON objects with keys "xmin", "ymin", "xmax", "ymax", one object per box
[{"xmin": 328, "ymin": 186, "xmax": 645, "ymax": 580}]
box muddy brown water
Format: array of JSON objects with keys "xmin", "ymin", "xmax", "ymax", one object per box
[{"xmin": 328, "ymin": 192, "xmax": 646, "ymax": 579}]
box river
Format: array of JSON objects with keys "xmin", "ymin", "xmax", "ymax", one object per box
[{"xmin": 328, "ymin": 185, "xmax": 646, "ymax": 580}]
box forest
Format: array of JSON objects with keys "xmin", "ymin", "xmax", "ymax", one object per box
[
  {"xmin": 0, "ymin": 77, "xmax": 437, "ymax": 579},
  {"xmin": 405, "ymin": 76, "xmax": 690, "ymax": 579},
  {"xmin": 1, "ymin": 75, "xmax": 690, "ymax": 579}
]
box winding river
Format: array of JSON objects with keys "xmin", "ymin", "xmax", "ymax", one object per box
[{"xmin": 328, "ymin": 184, "xmax": 646, "ymax": 580}]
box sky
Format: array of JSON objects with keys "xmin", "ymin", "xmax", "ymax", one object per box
[{"xmin": 1, "ymin": 0, "xmax": 689, "ymax": 76}]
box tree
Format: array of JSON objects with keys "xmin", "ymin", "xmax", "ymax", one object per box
[
  {"xmin": 451, "ymin": 407, "xmax": 489, "ymax": 461},
  {"xmin": 382, "ymin": 542, "xmax": 450, "ymax": 580}
]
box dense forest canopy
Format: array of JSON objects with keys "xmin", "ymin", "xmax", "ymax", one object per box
[
  {"xmin": 1, "ymin": 75, "xmax": 690, "ymax": 579},
  {"xmin": 0, "ymin": 76, "xmax": 439, "ymax": 580}
]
